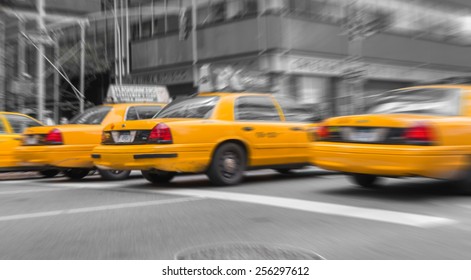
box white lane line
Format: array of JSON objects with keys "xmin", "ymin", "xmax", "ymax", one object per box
[
  {"xmin": 0, "ymin": 197, "xmax": 203, "ymax": 222},
  {"xmin": 154, "ymin": 189, "xmax": 456, "ymax": 228},
  {"xmin": 5, "ymin": 180, "xmax": 456, "ymax": 228},
  {"xmin": 0, "ymin": 188, "xmax": 70, "ymax": 195}
]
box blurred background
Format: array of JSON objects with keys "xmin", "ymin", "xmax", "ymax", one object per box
[{"xmin": 1, "ymin": 0, "xmax": 471, "ymax": 122}]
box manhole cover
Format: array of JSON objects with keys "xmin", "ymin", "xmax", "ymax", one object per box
[{"xmin": 175, "ymin": 243, "xmax": 324, "ymax": 260}]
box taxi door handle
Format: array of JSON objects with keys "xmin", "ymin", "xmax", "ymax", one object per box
[
  {"xmin": 14, "ymin": 138, "xmax": 22, "ymax": 141},
  {"xmin": 242, "ymin": 127, "xmax": 254, "ymax": 131},
  {"xmin": 290, "ymin": 127, "xmax": 303, "ymax": 131}
]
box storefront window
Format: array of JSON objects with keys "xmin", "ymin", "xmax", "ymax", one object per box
[
  {"xmin": 295, "ymin": 76, "xmax": 328, "ymax": 105},
  {"xmin": 291, "ymin": 76, "xmax": 330, "ymax": 119}
]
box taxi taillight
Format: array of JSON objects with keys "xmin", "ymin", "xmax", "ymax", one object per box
[
  {"xmin": 316, "ymin": 125, "xmax": 329, "ymax": 140},
  {"xmin": 101, "ymin": 131, "xmax": 112, "ymax": 144},
  {"xmin": 45, "ymin": 128, "xmax": 63, "ymax": 145},
  {"xmin": 404, "ymin": 123, "xmax": 435, "ymax": 145},
  {"xmin": 148, "ymin": 123, "xmax": 173, "ymax": 144}
]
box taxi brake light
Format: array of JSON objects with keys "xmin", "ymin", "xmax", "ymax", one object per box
[
  {"xmin": 45, "ymin": 128, "xmax": 63, "ymax": 144},
  {"xmin": 148, "ymin": 123, "xmax": 173, "ymax": 144},
  {"xmin": 317, "ymin": 125, "xmax": 329, "ymax": 140},
  {"xmin": 404, "ymin": 123, "xmax": 434, "ymax": 144}
]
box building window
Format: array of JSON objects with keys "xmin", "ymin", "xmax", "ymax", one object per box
[
  {"xmin": 141, "ymin": 20, "xmax": 152, "ymax": 38},
  {"xmin": 235, "ymin": 96, "xmax": 281, "ymax": 121},
  {"xmin": 210, "ymin": 1, "xmax": 227, "ymax": 23},
  {"xmin": 152, "ymin": 18, "xmax": 160, "ymax": 35},
  {"xmin": 295, "ymin": 76, "xmax": 328, "ymax": 105},
  {"xmin": 132, "ymin": 23, "xmax": 139, "ymax": 40},
  {"xmin": 166, "ymin": 14, "xmax": 179, "ymax": 32}
]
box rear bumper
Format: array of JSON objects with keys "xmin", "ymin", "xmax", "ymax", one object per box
[
  {"xmin": 314, "ymin": 142, "xmax": 468, "ymax": 179},
  {"xmin": 15, "ymin": 145, "xmax": 96, "ymax": 168},
  {"xmin": 92, "ymin": 144, "xmax": 212, "ymax": 173}
]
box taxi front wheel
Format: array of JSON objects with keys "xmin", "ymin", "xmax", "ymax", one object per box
[
  {"xmin": 98, "ymin": 169, "xmax": 131, "ymax": 181},
  {"xmin": 141, "ymin": 170, "xmax": 176, "ymax": 184},
  {"xmin": 63, "ymin": 168, "xmax": 92, "ymax": 180},
  {"xmin": 207, "ymin": 143, "xmax": 246, "ymax": 186},
  {"xmin": 348, "ymin": 173, "xmax": 380, "ymax": 188}
]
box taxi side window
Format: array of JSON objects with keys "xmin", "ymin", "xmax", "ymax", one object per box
[
  {"xmin": 126, "ymin": 106, "xmax": 163, "ymax": 120},
  {"xmin": 235, "ymin": 96, "xmax": 281, "ymax": 121},
  {"xmin": 4, "ymin": 114, "xmax": 42, "ymax": 133},
  {"xmin": 126, "ymin": 107, "xmax": 138, "ymax": 120}
]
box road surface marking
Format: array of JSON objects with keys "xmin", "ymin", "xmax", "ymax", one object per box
[
  {"xmin": 0, "ymin": 188, "xmax": 70, "ymax": 195},
  {"xmin": 155, "ymin": 189, "xmax": 456, "ymax": 228},
  {"xmin": 0, "ymin": 197, "xmax": 202, "ymax": 222}
]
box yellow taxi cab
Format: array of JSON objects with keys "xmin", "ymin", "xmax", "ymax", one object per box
[
  {"xmin": 0, "ymin": 112, "xmax": 60, "ymax": 177},
  {"xmin": 92, "ymin": 91, "xmax": 318, "ymax": 186},
  {"xmin": 314, "ymin": 81, "xmax": 471, "ymax": 188},
  {"xmin": 16, "ymin": 85, "xmax": 168, "ymax": 180}
]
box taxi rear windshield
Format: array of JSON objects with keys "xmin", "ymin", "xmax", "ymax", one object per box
[
  {"xmin": 367, "ymin": 88, "xmax": 461, "ymax": 116},
  {"xmin": 69, "ymin": 106, "xmax": 112, "ymax": 124},
  {"xmin": 156, "ymin": 96, "xmax": 219, "ymax": 119}
]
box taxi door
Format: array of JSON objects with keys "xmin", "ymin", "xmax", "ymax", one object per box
[
  {"xmin": 0, "ymin": 114, "xmax": 22, "ymax": 168},
  {"xmin": 234, "ymin": 96, "xmax": 309, "ymax": 166}
]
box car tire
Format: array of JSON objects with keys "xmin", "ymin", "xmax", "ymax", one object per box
[
  {"xmin": 348, "ymin": 173, "xmax": 380, "ymax": 188},
  {"xmin": 98, "ymin": 169, "xmax": 131, "ymax": 181},
  {"xmin": 206, "ymin": 143, "xmax": 246, "ymax": 186},
  {"xmin": 39, "ymin": 169, "xmax": 60, "ymax": 178},
  {"xmin": 141, "ymin": 170, "xmax": 176, "ymax": 184},
  {"xmin": 63, "ymin": 168, "xmax": 91, "ymax": 180},
  {"xmin": 448, "ymin": 163, "xmax": 471, "ymax": 194}
]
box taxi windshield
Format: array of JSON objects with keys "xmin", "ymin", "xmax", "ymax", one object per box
[
  {"xmin": 156, "ymin": 96, "xmax": 219, "ymax": 119},
  {"xmin": 367, "ymin": 88, "xmax": 461, "ymax": 116},
  {"xmin": 69, "ymin": 106, "xmax": 112, "ymax": 124}
]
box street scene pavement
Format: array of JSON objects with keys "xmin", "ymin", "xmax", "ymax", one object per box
[{"xmin": 0, "ymin": 168, "xmax": 470, "ymax": 260}]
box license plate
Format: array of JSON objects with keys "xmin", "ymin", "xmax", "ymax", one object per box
[
  {"xmin": 25, "ymin": 136, "xmax": 38, "ymax": 145},
  {"xmin": 116, "ymin": 131, "xmax": 136, "ymax": 143},
  {"xmin": 349, "ymin": 129, "xmax": 380, "ymax": 142}
]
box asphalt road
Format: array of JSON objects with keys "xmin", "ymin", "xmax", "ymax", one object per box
[{"xmin": 1, "ymin": 169, "xmax": 471, "ymax": 260}]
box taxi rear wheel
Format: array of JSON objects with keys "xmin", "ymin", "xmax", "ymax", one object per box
[
  {"xmin": 448, "ymin": 164, "xmax": 471, "ymax": 193},
  {"xmin": 63, "ymin": 168, "xmax": 91, "ymax": 180},
  {"xmin": 141, "ymin": 170, "xmax": 176, "ymax": 184},
  {"xmin": 348, "ymin": 173, "xmax": 380, "ymax": 188},
  {"xmin": 207, "ymin": 143, "xmax": 246, "ymax": 186},
  {"xmin": 98, "ymin": 169, "xmax": 131, "ymax": 181},
  {"xmin": 39, "ymin": 169, "xmax": 60, "ymax": 178}
]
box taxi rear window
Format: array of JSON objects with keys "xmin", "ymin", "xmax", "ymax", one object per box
[
  {"xmin": 126, "ymin": 105, "xmax": 163, "ymax": 120},
  {"xmin": 156, "ymin": 96, "xmax": 219, "ymax": 119},
  {"xmin": 69, "ymin": 106, "xmax": 112, "ymax": 124},
  {"xmin": 367, "ymin": 88, "xmax": 461, "ymax": 116}
]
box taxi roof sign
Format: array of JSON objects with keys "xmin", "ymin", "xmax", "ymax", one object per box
[{"xmin": 106, "ymin": 84, "xmax": 170, "ymax": 104}]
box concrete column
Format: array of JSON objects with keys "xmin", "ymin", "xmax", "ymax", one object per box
[
  {"xmin": 0, "ymin": 17, "xmax": 5, "ymax": 111},
  {"xmin": 79, "ymin": 23, "xmax": 86, "ymax": 113},
  {"xmin": 17, "ymin": 20, "xmax": 26, "ymax": 112},
  {"xmin": 53, "ymin": 37, "xmax": 60, "ymax": 123},
  {"xmin": 36, "ymin": 0, "xmax": 46, "ymax": 122}
]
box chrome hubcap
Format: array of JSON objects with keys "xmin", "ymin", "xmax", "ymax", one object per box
[{"xmin": 220, "ymin": 151, "xmax": 240, "ymax": 179}]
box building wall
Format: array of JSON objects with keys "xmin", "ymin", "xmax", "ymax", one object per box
[
  {"xmin": 46, "ymin": 0, "xmax": 101, "ymax": 14},
  {"xmin": 131, "ymin": 15, "xmax": 471, "ymax": 73}
]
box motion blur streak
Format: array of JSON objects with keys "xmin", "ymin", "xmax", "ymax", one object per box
[
  {"xmin": 0, "ymin": 196, "xmax": 203, "ymax": 222},
  {"xmin": 156, "ymin": 189, "xmax": 456, "ymax": 228}
]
